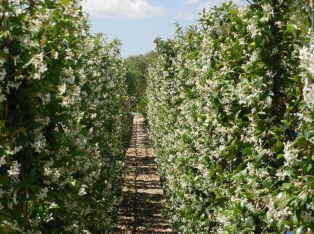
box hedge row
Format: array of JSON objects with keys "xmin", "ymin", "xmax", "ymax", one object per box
[
  {"xmin": 147, "ymin": 1, "xmax": 314, "ymax": 233},
  {"xmin": 0, "ymin": 0, "xmax": 127, "ymax": 233}
]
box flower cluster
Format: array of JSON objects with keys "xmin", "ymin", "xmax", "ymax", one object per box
[
  {"xmin": 148, "ymin": 1, "xmax": 314, "ymax": 233},
  {"xmin": 0, "ymin": 0, "xmax": 128, "ymax": 233}
]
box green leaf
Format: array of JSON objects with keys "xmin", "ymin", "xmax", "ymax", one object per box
[
  {"xmin": 271, "ymin": 146, "xmax": 280, "ymax": 153},
  {"xmin": 0, "ymin": 175, "xmax": 8, "ymax": 184},
  {"xmin": 257, "ymin": 120, "xmax": 265, "ymax": 131},
  {"xmin": 31, "ymin": 186, "xmax": 39, "ymax": 195},
  {"xmin": 210, "ymin": 95, "xmax": 220, "ymax": 109},
  {"xmin": 244, "ymin": 148, "xmax": 252, "ymax": 155},
  {"xmin": 12, "ymin": 208, "xmax": 23, "ymax": 224},
  {"xmin": 276, "ymin": 140, "xmax": 283, "ymax": 148},
  {"xmin": 216, "ymin": 196, "xmax": 228, "ymax": 203},
  {"xmin": 214, "ymin": 190, "xmax": 223, "ymax": 198},
  {"xmin": 273, "ymin": 126, "xmax": 283, "ymax": 135},
  {"xmin": 294, "ymin": 137, "xmax": 307, "ymax": 145},
  {"xmin": 182, "ymin": 134, "xmax": 188, "ymax": 143},
  {"xmin": 0, "ymin": 148, "xmax": 5, "ymax": 157},
  {"xmin": 302, "ymin": 128, "xmax": 309, "ymax": 140},
  {"xmin": 0, "ymin": 209, "xmax": 13, "ymax": 219},
  {"xmin": 255, "ymin": 151, "xmax": 265, "ymax": 163},
  {"xmin": 60, "ymin": 0, "xmax": 70, "ymax": 5},
  {"xmin": 72, "ymin": 150, "xmax": 86, "ymax": 157},
  {"xmin": 236, "ymin": 117, "xmax": 243, "ymax": 125},
  {"xmin": 294, "ymin": 209, "xmax": 302, "ymax": 223},
  {"xmin": 0, "ymin": 30, "xmax": 10, "ymax": 38},
  {"xmin": 17, "ymin": 134, "xmax": 27, "ymax": 147},
  {"xmin": 281, "ymin": 120, "xmax": 291, "ymax": 127},
  {"xmin": 298, "ymin": 102, "xmax": 307, "ymax": 110},
  {"xmin": 263, "ymin": 180, "xmax": 275, "ymax": 191},
  {"xmin": 245, "ymin": 216, "xmax": 254, "ymax": 228},
  {"xmin": 27, "ymin": 122, "xmax": 43, "ymax": 131},
  {"xmin": 276, "ymin": 219, "xmax": 285, "ymax": 231},
  {"xmin": 296, "ymin": 87, "xmax": 300, "ymax": 97},
  {"xmin": 71, "ymin": 39, "xmax": 81, "ymax": 46},
  {"xmin": 29, "ymin": 209, "xmax": 38, "ymax": 219},
  {"xmin": 295, "ymin": 226, "xmax": 306, "ymax": 234},
  {"xmin": 254, "ymin": 77, "xmax": 263, "ymax": 88},
  {"xmin": 282, "ymin": 183, "xmax": 292, "ymax": 189},
  {"xmin": 27, "ymin": 169, "xmax": 36, "ymax": 184},
  {"xmin": 40, "ymin": 108, "xmax": 51, "ymax": 115},
  {"xmin": 284, "ymin": 24, "xmax": 298, "ymax": 34}
]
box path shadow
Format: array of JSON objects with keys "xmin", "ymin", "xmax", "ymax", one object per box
[{"xmin": 114, "ymin": 115, "xmax": 176, "ymax": 234}]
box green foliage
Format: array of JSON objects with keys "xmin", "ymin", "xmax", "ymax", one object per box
[
  {"xmin": 148, "ymin": 0, "xmax": 314, "ymax": 233},
  {"xmin": 125, "ymin": 51, "xmax": 156, "ymax": 115},
  {"xmin": 0, "ymin": 0, "xmax": 127, "ymax": 232}
]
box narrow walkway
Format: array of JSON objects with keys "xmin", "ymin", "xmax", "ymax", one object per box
[{"xmin": 115, "ymin": 115, "xmax": 175, "ymax": 233}]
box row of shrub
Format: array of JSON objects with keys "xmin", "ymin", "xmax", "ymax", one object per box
[
  {"xmin": 124, "ymin": 51, "xmax": 157, "ymax": 117},
  {"xmin": 0, "ymin": 0, "xmax": 128, "ymax": 233},
  {"xmin": 147, "ymin": 1, "xmax": 314, "ymax": 233}
]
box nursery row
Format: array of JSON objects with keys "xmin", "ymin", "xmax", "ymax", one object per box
[
  {"xmin": 0, "ymin": 0, "xmax": 128, "ymax": 233},
  {"xmin": 147, "ymin": 1, "xmax": 314, "ymax": 233}
]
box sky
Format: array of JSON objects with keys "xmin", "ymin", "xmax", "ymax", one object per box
[{"xmin": 81, "ymin": 0, "xmax": 248, "ymax": 58}]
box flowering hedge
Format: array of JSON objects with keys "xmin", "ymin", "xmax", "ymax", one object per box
[
  {"xmin": 0, "ymin": 0, "xmax": 127, "ymax": 233},
  {"xmin": 147, "ymin": 1, "xmax": 314, "ymax": 233}
]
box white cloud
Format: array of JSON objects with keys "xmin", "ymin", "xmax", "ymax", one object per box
[
  {"xmin": 81, "ymin": 0, "xmax": 165, "ymax": 18},
  {"xmin": 198, "ymin": 0, "xmax": 247, "ymax": 10},
  {"xmin": 183, "ymin": 0, "xmax": 200, "ymax": 4}
]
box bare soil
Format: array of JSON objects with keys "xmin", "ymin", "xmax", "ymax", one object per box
[{"xmin": 114, "ymin": 115, "xmax": 176, "ymax": 234}]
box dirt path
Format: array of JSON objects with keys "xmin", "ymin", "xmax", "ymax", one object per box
[{"xmin": 115, "ymin": 114, "xmax": 176, "ymax": 233}]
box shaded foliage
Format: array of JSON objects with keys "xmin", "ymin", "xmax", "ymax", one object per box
[{"xmin": 125, "ymin": 51, "xmax": 156, "ymax": 116}]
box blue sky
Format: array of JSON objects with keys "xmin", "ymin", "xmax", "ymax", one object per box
[{"xmin": 81, "ymin": 0, "xmax": 247, "ymax": 58}]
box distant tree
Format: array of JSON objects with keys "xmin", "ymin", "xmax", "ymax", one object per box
[{"xmin": 125, "ymin": 51, "xmax": 156, "ymax": 115}]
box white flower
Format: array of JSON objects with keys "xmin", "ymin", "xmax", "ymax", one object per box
[
  {"xmin": 0, "ymin": 69, "xmax": 7, "ymax": 81},
  {"xmin": 13, "ymin": 192, "xmax": 18, "ymax": 205},
  {"xmin": 37, "ymin": 187, "xmax": 48, "ymax": 200},
  {"xmin": 38, "ymin": 63, "xmax": 47, "ymax": 73},
  {"xmin": 283, "ymin": 141, "xmax": 299, "ymax": 167},
  {"xmin": 37, "ymin": 92, "xmax": 51, "ymax": 105},
  {"xmin": 0, "ymin": 156, "xmax": 6, "ymax": 165},
  {"xmin": 54, "ymin": 51, "xmax": 58, "ymax": 59},
  {"xmin": 49, "ymin": 202, "xmax": 58, "ymax": 209},
  {"xmin": 19, "ymin": 34, "xmax": 34, "ymax": 49},
  {"xmin": 8, "ymin": 161, "xmax": 21, "ymax": 182},
  {"xmin": 78, "ymin": 185, "xmax": 87, "ymax": 196},
  {"xmin": 3, "ymin": 47, "xmax": 9, "ymax": 54},
  {"xmin": 58, "ymin": 83, "xmax": 66, "ymax": 94},
  {"xmin": 91, "ymin": 113, "xmax": 97, "ymax": 119},
  {"xmin": 275, "ymin": 169, "xmax": 288, "ymax": 180},
  {"xmin": 30, "ymin": 133, "xmax": 46, "ymax": 153},
  {"xmin": 45, "ymin": 213, "xmax": 54, "ymax": 222}
]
